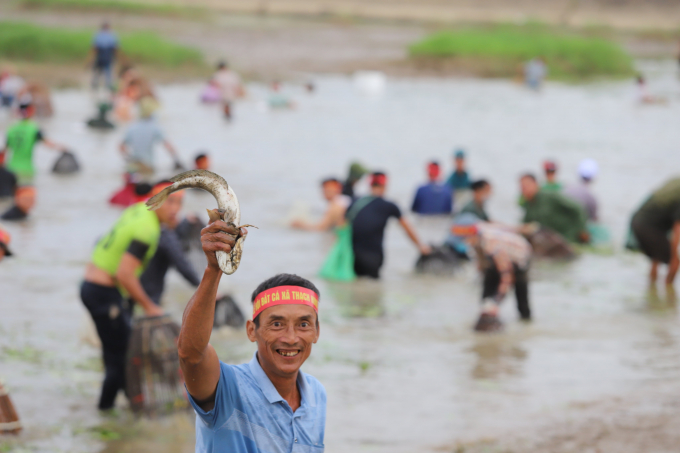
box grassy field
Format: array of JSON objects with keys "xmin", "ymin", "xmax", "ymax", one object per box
[
  {"xmin": 17, "ymin": 0, "xmax": 205, "ymax": 17},
  {"xmin": 0, "ymin": 21, "xmax": 204, "ymax": 68},
  {"xmin": 409, "ymin": 25, "xmax": 635, "ymax": 80}
]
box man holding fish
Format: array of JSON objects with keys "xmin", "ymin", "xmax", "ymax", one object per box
[{"xmin": 147, "ymin": 170, "xmax": 327, "ymax": 452}]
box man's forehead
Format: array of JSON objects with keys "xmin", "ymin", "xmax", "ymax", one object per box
[{"xmin": 260, "ymin": 304, "xmax": 316, "ymax": 320}]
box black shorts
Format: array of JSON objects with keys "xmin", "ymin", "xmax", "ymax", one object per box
[
  {"xmin": 631, "ymin": 215, "xmax": 671, "ymax": 264},
  {"xmin": 353, "ymin": 250, "xmax": 383, "ymax": 279}
]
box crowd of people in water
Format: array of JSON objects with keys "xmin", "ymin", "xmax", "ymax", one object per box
[{"xmin": 1, "ymin": 19, "xmax": 679, "ymax": 452}]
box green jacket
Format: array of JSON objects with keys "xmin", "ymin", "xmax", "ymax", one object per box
[{"xmin": 523, "ymin": 191, "xmax": 587, "ymax": 243}]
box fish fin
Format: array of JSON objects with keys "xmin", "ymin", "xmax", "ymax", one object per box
[{"xmin": 206, "ymin": 209, "xmax": 223, "ymax": 224}]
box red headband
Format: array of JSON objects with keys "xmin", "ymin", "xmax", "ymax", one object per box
[
  {"xmin": 371, "ymin": 174, "xmax": 387, "ymax": 186},
  {"xmin": 252, "ymin": 285, "xmax": 319, "ymax": 319}
]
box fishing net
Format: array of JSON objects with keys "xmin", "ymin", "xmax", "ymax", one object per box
[
  {"xmin": 51, "ymin": 151, "xmax": 80, "ymax": 174},
  {"xmin": 126, "ymin": 315, "xmax": 189, "ymax": 417},
  {"xmin": 0, "ymin": 382, "xmax": 21, "ymax": 434},
  {"xmin": 214, "ymin": 295, "xmax": 245, "ymax": 328}
]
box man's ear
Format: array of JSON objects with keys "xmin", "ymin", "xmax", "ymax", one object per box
[{"xmin": 246, "ymin": 320, "xmax": 257, "ymax": 342}]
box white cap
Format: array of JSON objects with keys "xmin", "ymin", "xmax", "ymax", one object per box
[{"xmin": 578, "ymin": 159, "xmax": 598, "ymax": 180}]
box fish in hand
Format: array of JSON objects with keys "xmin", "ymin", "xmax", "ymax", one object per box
[{"xmin": 146, "ymin": 170, "xmax": 256, "ymax": 275}]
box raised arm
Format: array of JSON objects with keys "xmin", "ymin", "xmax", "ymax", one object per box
[{"xmin": 178, "ymin": 220, "xmax": 241, "ymax": 411}]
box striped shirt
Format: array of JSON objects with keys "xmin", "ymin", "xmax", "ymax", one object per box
[{"xmin": 477, "ymin": 223, "xmax": 532, "ymax": 271}]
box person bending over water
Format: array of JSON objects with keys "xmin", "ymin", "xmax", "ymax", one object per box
[
  {"xmin": 631, "ymin": 178, "xmax": 680, "ymax": 287},
  {"xmin": 520, "ymin": 173, "xmax": 589, "ymax": 244},
  {"xmin": 178, "ymin": 218, "xmax": 325, "ymax": 452},
  {"xmin": 450, "ymin": 214, "xmax": 533, "ymax": 332},
  {"xmin": 349, "ymin": 172, "xmax": 430, "ymax": 278},
  {"xmin": 292, "ymin": 178, "xmax": 351, "ymax": 231},
  {"xmin": 411, "ymin": 161, "xmax": 452, "ymax": 215},
  {"xmin": 80, "ymin": 181, "xmax": 183, "ymax": 410}
]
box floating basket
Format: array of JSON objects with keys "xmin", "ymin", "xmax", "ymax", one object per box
[
  {"xmin": 0, "ymin": 381, "xmax": 21, "ymax": 434},
  {"xmin": 126, "ymin": 315, "xmax": 189, "ymax": 416}
]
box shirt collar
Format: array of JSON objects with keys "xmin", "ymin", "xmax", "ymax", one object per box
[{"xmin": 248, "ymin": 352, "xmax": 316, "ymax": 408}]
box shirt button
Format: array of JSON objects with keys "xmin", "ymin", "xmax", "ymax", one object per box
[{"xmin": 295, "ymin": 438, "xmax": 298, "ymax": 443}]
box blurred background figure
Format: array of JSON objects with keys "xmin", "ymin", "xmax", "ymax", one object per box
[
  {"xmin": 194, "ymin": 152, "xmax": 211, "ymax": 170},
  {"xmin": 630, "ymin": 178, "xmax": 680, "ymax": 287},
  {"xmin": 90, "ymin": 21, "xmax": 119, "ymax": 92},
  {"xmin": 342, "ymin": 161, "xmax": 369, "ymax": 199},
  {"xmin": 268, "ymin": 80, "xmax": 294, "ymax": 109},
  {"xmin": 0, "ymin": 227, "xmax": 12, "ymax": 262},
  {"xmin": 349, "ymin": 172, "xmax": 430, "ymax": 279},
  {"xmin": 524, "ymin": 57, "xmax": 547, "ymax": 91},
  {"xmin": 292, "ymin": 178, "xmax": 350, "ymax": 231},
  {"xmin": 564, "ymin": 159, "xmax": 599, "ymax": 222},
  {"xmin": 80, "ymin": 180, "xmax": 177, "ymax": 410},
  {"xmin": 635, "ymin": 74, "xmax": 667, "ymax": 105},
  {"xmin": 519, "ymin": 173, "xmax": 589, "ymax": 244},
  {"xmin": 2, "ymin": 101, "xmax": 66, "ymax": 186},
  {"xmin": 411, "ymin": 161, "xmax": 452, "ymax": 215},
  {"xmin": 451, "ymin": 214, "xmax": 533, "ymax": 332},
  {"xmin": 213, "ymin": 61, "xmax": 244, "ymax": 120},
  {"xmin": 542, "ymin": 160, "xmax": 562, "ymax": 192},
  {"xmin": 16, "ymin": 81, "xmax": 53, "ymax": 118},
  {"xmin": 200, "ymin": 78, "xmax": 222, "ymax": 104},
  {"xmin": 446, "ymin": 149, "xmax": 471, "ymax": 211},
  {"xmin": 0, "ymin": 151, "xmax": 17, "ymax": 200},
  {"xmin": 119, "ymin": 96, "xmax": 182, "ymax": 181},
  {"xmin": 460, "ymin": 179, "xmax": 492, "ymax": 221},
  {"xmin": 1, "ymin": 186, "xmax": 36, "ymax": 221},
  {"xmin": 0, "ymin": 67, "xmax": 25, "ymax": 108}
]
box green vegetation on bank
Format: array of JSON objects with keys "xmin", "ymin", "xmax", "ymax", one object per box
[
  {"xmin": 18, "ymin": 0, "xmax": 204, "ymax": 18},
  {"xmin": 409, "ymin": 25, "xmax": 635, "ymax": 80},
  {"xmin": 0, "ymin": 21, "xmax": 204, "ymax": 67}
]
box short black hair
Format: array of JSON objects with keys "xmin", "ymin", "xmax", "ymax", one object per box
[
  {"xmin": 470, "ymin": 179, "xmax": 489, "ymax": 191},
  {"xmin": 321, "ymin": 177, "xmax": 340, "ymax": 186},
  {"xmin": 195, "ymin": 153, "xmax": 208, "ymax": 162},
  {"xmin": 217, "ymin": 61, "xmax": 227, "ymax": 70},
  {"xmin": 251, "ymin": 273, "xmax": 320, "ymax": 328},
  {"xmin": 134, "ymin": 182, "xmax": 152, "ymax": 196},
  {"xmin": 520, "ymin": 173, "xmax": 537, "ymax": 182}
]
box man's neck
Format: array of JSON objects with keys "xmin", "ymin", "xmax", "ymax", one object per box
[{"xmin": 258, "ymin": 355, "xmax": 301, "ymax": 411}]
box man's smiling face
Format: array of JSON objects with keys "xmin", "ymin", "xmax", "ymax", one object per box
[{"xmin": 247, "ymin": 304, "xmax": 319, "ymax": 379}]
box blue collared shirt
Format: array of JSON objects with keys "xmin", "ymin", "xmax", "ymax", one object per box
[{"xmin": 187, "ymin": 352, "xmax": 327, "ymax": 453}]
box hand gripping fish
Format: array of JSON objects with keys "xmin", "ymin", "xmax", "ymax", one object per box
[{"xmin": 146, "ymin": 170, "xmax": 256, "ymax": 275}]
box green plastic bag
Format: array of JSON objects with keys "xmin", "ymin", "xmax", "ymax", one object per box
[
  {"xmin": 319, "ymin": 196, "xmax": 375, "ymax": 282},
  {"xmin": 319, "ymin": 224, "xmax": 356, "ymax": 281}
]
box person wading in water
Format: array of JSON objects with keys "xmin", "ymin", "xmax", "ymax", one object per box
[
  {"xmin": 80, "ymin": 181, "xmax": 182, "ymax": 410},
  {"xmin": 348, "ymin": 172, "xmax": 430, "ymax": 279},
  {"xmin": 179, "ymin": 218, "xmax": 326, "ymax": 451}
]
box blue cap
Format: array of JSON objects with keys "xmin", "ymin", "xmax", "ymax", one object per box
[{"xmin": 454, "ymin": 149, "xmax": 465, "ymax": 159}]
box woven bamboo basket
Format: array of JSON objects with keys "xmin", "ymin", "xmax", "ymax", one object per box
[
  {"xmin": 126, "ymin": 315, "xmax": 189, "ymax": 416},
  {"xmin": 0, "ymin": 381, "xmax": 21, "ymax": 434}
]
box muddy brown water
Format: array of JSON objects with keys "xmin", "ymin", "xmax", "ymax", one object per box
[{"xmin": 1, "ymin": 60, "xmax": 680, "ymax": 452}]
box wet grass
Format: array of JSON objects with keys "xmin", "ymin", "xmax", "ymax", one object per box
[
  {"xmin": 409, "ymin": 24, "xmax": 635, "ymax": 80},
  {"xmin": 16, "ymin": 0, "xmax": 206, "ymax": 18},
  {"xmin": 0, "ymin": 21, "xmax": 205, "ymax": 68}
]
